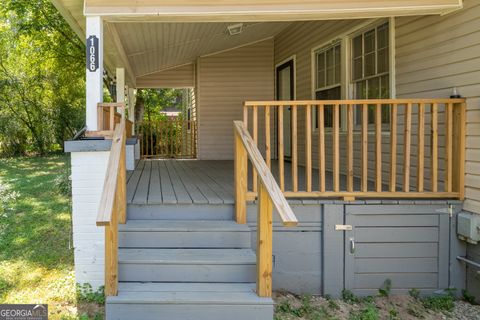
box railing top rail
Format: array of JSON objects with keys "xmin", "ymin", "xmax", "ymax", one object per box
[
  {"xmin": 96, "ymin": 117, "xmax": 126, "ymax": 226},
  {"xmin": 244, "ymin": 98, "xmax": 466, "ymax": 106},
  {"xmin": 234, "ymin": 121, "xmax": 297, "ymax": 227},
  {"xmin": 98, "ymin": 102, "xmax": 126, "ymax": 108}
]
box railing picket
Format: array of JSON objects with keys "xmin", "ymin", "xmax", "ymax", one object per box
[
  {"xmin": 390, "ymin": 104, "xmax": 397, "ymax": 192},
  {"xmin": 265, "ymin": 106, "xmax": 271, "ymax": 169},
  {"xmin": 417, "ymin": 103, "xmax": 425, "ymax": 192},
  {"xmin": 347, "ymin": 103, "xmax": 354, "ymax": 192},
  {"xmin": 362, "ymin": 104, "xmax": 368, "ymax": 192},
  {"xmin": 403, "ymin": 103, "xmax": 412, "ymax": 192},
  {"xmin": 292, "ymin": 106, "xmax": 298, "ymax": 192},
  {"xmin": 253, "ymin": 106, "xmax": 258, "ymax": 193},
  {"xmin": 333, "ymin": 104, "xmax": 340, "ymax": 192},
  {"xmin": 431, "ymin": 103, "xmax": 438, "ymax": 192},
  {"xmin": 234, "ymin": 130, "xmax": 247, "ymax": 224},
  {"xmin": 318, "ymin": 105, "xmax": 326, "ymax": 192},
  {"xmin": 445, "ymin": 103, "xmax": 453, "ymax": 192},
  {"xmin": 278, "ymin": 106, "xmax": 285, "ymax": 191},
  {"xmin": 305, "ymin": 105, "xmax": 312, "ymax": 192},
  {"xmin": 375, "ymin": 103, "xmax": 382, "ymax": 192}
]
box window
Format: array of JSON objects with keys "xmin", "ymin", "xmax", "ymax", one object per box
[
  {"xmin": 352, "ymin": 22, "xmax": 390, "ymax": 124},
  {"xmin": 314, "ymin": 42, "xmax": 342, "ymax": 128}
]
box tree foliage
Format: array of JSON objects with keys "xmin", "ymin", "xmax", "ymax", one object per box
[{"xmin": 0, "ymin": 0, "xmax": 85, "ymax": 155}]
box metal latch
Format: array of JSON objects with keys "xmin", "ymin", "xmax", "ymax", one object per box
[{"xmin": 335, "ymin": 224, "xmax": 353, "ymax": 231}]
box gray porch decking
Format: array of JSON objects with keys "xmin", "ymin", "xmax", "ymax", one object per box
[{"xmin": 127, "ymin": 159, "xmax": 375, "ymax": 205}]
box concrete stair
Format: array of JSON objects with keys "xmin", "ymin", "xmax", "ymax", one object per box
[{"xmin": 106, "ymin": 219, "xmax": 273, "ymax": 320}]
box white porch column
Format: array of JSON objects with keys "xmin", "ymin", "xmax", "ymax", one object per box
[
  {"xmin": 116, "ymin": 68, "xmax": 126, "ymax": 116},
  {"xmin": 85, "ymin": 16, "xmax": 103, "ymax": 131}
]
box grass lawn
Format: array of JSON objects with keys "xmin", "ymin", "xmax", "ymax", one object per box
[{"xmin": 0, "ymin": 155, "xmax": 103, "ymax": 319}]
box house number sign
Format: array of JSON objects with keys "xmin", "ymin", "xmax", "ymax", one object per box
[{"xmin": 86, "ymin": 35, "xmax": 99, "ymax": 72}]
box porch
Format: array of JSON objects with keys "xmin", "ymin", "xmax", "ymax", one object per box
[{"xmin": 127, "ymin": 159, "xmax": 377, "ymax": 205}]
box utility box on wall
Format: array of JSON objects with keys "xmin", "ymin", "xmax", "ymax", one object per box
[{"xmin": 458, "ymin": 212, "xmax": 480, "ymax": 244}]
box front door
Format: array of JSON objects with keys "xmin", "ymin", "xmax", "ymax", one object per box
[{"xmin": 276, "ymin": 60, "xmax": 294, "ymax": 158}]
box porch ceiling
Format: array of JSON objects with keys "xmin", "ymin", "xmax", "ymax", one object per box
[
  {"xmin": 114, "ymin": 22, "xmax": 291, "ymax": 78},
  {"xmin": 51, "ymin": 0, "xmax": 463, "ymax": 85}
]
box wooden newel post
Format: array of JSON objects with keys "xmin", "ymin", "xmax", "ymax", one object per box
[
  {"xmin": 105, "ymin": 205, "xmax": 118, "ymax": 296},
  {"xmin": 452, "ymin": 102, "xmax": 466, "ymax": 200},
  {"xmin": 257, "ymin": 182, "xmax": 273, "ymax": 298},
  {"xmin": 234, "ymin": 131, "xmax": 247, "ymax": 224}
]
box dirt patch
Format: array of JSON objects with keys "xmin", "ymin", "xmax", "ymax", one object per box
[{"xmin": 273, "ymin": 291, "xmax": 480, "ymax": 320}]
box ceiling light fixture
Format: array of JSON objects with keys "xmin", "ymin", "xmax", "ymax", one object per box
[{"xmin": 227, "ymin": 23, "xmax": 244, "ymax": 36}]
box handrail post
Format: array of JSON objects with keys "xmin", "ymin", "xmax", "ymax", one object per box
[
  {"xmin": 257, "ymin": 181, "xmax": 273, "ymax": 297},
  {"xmin": 452, "ymin": 102, "xmax": 466, "ymax": 199},
  {"xmin": 234, "ymin": 130, "xmax": 247, "ymax": 224},
  {"xmin": 104, "ymin": 207, "xmax": 118, "ymax": 296},
  {"xmin": 118, "ymin": 123, "xmax": 127, "ymax": 224}
]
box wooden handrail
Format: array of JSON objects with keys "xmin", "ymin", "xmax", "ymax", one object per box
[
  {"xmin": 96, "ymin": 115, "xmax": 127, "ymax": 296},
  {"xmin": 234, "ymin": 120, "xmax": 298, "ymax": 298},
  {"xmin": 243, "ymin": 98, "xmax": 466, "ymax": 201}
]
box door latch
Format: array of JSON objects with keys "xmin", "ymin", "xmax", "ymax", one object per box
[{"xmin": 335, "ymin": 224, "xmax": 353, "ymax": 231}]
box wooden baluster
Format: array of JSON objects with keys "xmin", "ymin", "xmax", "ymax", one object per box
[
  {"xmin": 257, "ymin": 181, "xmax": 273, "ymax": 297},
  {"xmin": 333, "ymin": 104, "xmax": 340, "ymax": 192},
  {"xmin": 150, "ymin": 121, "xmax": 154, "ymax": 158},
  {"xmin": 104, "ymin": 218, "xmax": 118, "ymax": 296},
  {"xmin": 278, "ymin": 106, "xmax": 285, "ymax": 191},
  {"xmin": 110, "ymin": 106, "xmax": 115, "ymax": 131},
  {"xmin": 431, "ymin": 103, "xmax": 438, "ymax": 192},
  {"xmin": 305, "ymin": 105, "xmax": 312, "ymax": 192},
  {"xmin": 292, "ymin": 105, "xmax": 298, "ymax": 192},
  {"xmin": 243, "ymin": 105, "xmax": 249, "ymax": 128},
  {"xmin": 265, "ymin": 106, "xmax": 271, "ymax": 169},
  {"xmin": 318, "ymin": 105, "xmax": 326, "ymax": 193},
  {"xmin": 118, "ymin": 127, "xmax": 127, "ymax": 224},
  {"xmin": 403, "ymin": 103, "xmax": 412, "ymax": 192},
  {"xmin": 234, "ymin": 131, "xmax": 247, "ymax": 224},
  {"xmin": 452, "ymin": 102, "xmax": 466, "ymax": 199},
  {"xmin": 375, "ymin": 103, "xmax": 382, "ymax": 192},
  {"xmin": 417, "ymin": 103, "xmax": 425, "ymax": 192},
  {"xmin": 347, "ymin": 104, "xmax": 354, "ymax": 192},
  {"xmin": 361, "ymin": 104, "xmax": 368, "ymax": 192},
  {"xmin": 445, "ymin": 103, "xmax": 453, "ymax": 192},
  {"xmin": 390, "ymin": 104, "xmax": 397, "ymax": 192},
  {"xmin": 253, "ymin": 106, "xmax": 258, "ymax": 193}
]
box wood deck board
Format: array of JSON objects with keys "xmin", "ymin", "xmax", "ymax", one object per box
[{"xmin": 127, "ymin": 160, "xmax": 380, "ymax": 205}]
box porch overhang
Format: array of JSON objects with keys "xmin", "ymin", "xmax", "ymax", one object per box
[{"xmin": 83, "ymin": 0, "xmax": 463, "ymax": 22}]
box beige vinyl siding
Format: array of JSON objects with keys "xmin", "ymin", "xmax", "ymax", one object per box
[
  {"xmin": 274, "ymin": 19, "xmax": 394, "ymax": 183},
  {"xmin": 197, "ymin": 39, "xmax": 274, "ymax": 160},
  {"xmin": 136, "ymin": 63, "xmax": 195, "ymax": 88},
  {"xmin": 396, "ymin": 0, "xmax": 480, "ymax": 214}
]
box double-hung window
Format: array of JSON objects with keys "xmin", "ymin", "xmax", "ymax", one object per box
[
  {"xmin": 352, "ymin": 22, "xmax": 390, "ymax": 124},
  {"xmin": 314, "ymin": 42, "xmax": 342, "ymax": 128}
]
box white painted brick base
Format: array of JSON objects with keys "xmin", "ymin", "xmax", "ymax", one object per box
[{"xmin": 71, "ymin": 151, "xmax": 109, "ymax": 289}]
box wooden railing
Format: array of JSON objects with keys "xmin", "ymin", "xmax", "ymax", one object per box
[
  {"xmin": 138, "ymin": 119, "xmax": 197, "ymax": 159},
  {"xmin": 86, "ymin": 103, "xmax": 133, "ymax": 138},
  {"xmin": 96, "ymin": 115, "xmax": 127, "ymax": 296},
  {"xmin": 234, "ymin": 121, "xmax": 298, "ymax": 297},
  {"xmin": 243, "ymin": 99, "xmax": 466, "ymax": 200}
]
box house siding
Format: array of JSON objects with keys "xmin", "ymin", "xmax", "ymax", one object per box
[
  {"xmin": 395, "ymin": 0, "xmax": 480, "ymax": 215},
  {"xmin": 136, "ymin": 63, "xmax": 195, "ymax": 88},
  {"xmin": 197, "ymin": 39, "xmax": 275, "ymax": 160}
]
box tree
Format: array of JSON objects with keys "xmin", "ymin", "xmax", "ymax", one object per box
[{"xmin": 0, "ymin": 0, "xmax": 85, "ymax": 155}]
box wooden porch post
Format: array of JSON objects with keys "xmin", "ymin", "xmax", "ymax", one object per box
[
  {"xmin": 116, "ymin": 68, "xmax": 125, "ymax": 117},
  {"xmin": 86, "ymin": 16, "xmax": 103, "ymax": 131}
]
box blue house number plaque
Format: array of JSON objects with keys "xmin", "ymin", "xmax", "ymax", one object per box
[{"xmin": 86, "ymin": 35, "xmax": 99, "ymax": 72}]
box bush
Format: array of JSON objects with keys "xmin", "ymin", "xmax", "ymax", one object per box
[{"xmin": 54, "ymin": 165, "xmax": 71, "ymax": 197}]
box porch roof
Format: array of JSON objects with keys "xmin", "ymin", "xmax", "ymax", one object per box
[{"xmin": 51, "ymin": 0, "xmax": 463, "ymax": 86}]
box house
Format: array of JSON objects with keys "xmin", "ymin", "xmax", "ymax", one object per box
[{"xmin": 57, "ymin": 0, "xmax": 480, "ymax": 319}]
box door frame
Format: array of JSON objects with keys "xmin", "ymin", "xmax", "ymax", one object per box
[{"xmin": 275, "ymin": 56, "xmax": 296, "ymax": 159}]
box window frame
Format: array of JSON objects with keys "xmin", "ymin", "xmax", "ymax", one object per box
[{"xmin": 309, "ymin": 18, "xmax": 395, "ymax": 133}]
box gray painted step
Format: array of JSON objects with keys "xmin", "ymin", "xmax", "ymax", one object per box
[
  {"xmin": 106, "ymin": 283, "xmax": 273, "ymax": 320},
  {"xmin": 119, "ymin": 248, "xmax": 256, "ymax": 283},
  {"xmin": 119, "ymin": 220, "xmax": 251, "ymax": 248},
  {"xmin": 127, "ymin": 204, "xmax": 234, "ymax": 220}
]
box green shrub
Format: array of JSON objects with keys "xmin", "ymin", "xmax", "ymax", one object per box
[
  {"xmin": 342, "ymin": 289, "xmax": 359, "ymax": 304},
  {"xmin": 54, "ymin": 165, "xmax": 71, "ymax": 197},
  {"xmin": 76, "ymin": 283, "xmax": 105, "ymax": 305},
  {"xmin": 408, "ymin": 288, "xmax": 420, "ymax": 300},
  {"xmin": 349, "ymin": 303, "xmax": 379, "ymax": 320},
  {"xmin": 462, "ymin": 290, "xmax": 476, "ymax": 304},
  {"xmin": 421, "ymin": 295, "xmax": 455, "ymax": 312},
  {"xmin": 378, "ymin": 279, "xmax": 392, "ymax": 297}
]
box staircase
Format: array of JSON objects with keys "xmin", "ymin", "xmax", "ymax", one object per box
[{"xmin": 105, "ymin": 205, "xmax": 274, "ymax": 320}]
